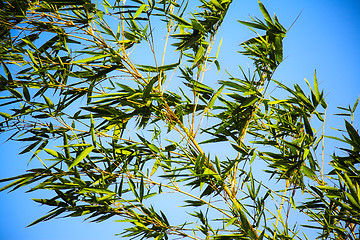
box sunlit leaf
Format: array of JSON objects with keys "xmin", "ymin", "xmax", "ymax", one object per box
[{"xmin": 69, "ymin": 146, "xmax": 94, "ymax": 169}]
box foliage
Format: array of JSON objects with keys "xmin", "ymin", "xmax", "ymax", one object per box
[{"xmin": 0, "ymin": 0, "xmax": 359, "ymax": 239}]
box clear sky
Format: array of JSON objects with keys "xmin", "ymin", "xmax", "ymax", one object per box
[{"xmin": 0, "ymin": 0, "xmax": 360, "ymax": 239}]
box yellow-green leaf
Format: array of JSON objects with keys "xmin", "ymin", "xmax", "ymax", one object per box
[
  {"xmin": 0, "ymin": 112, "xmax": 12, "ymax": 118},
  {"xmin": 69, "ymin": 146, "xmax": 94, "ymax": 169},
  {"xmin": 134, "ymin": 4, "xmax": 146, "ymax": 19},
  {"xmin": 73, "ymin": 54, "xmax": 109, "ymax": 64},
  {"xmin": 44, "ymin": 96, "xmax": 54, "ymax": 109},
  {"xmin": 44, "ymin": 148, "xmax": 63, "ymax": 159}
]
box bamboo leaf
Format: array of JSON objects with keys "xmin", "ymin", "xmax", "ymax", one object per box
[
  {"xmin": 90, "ymin": 113, "xmax": 96, "ymax": 146},
  {"xmin": 44, "ymin": 148, "xmax": 63, "ymax": 159},
  {"xmin": 2, "ymin": 62, "xmax": 13, "ymax": 81},
  {"xmin": 352, "ymin": 97, "xmax": 359, "ymax": 112},
  {"xmin": 79, "ymin": 187, "xmax": 115, "ymax": 195},
  {"xmin": 313, "ymin": 70, "xmax": 320, "ymax": 102},
  {"xmin": 0, "ymin": 112, "xmax": 12, "ymax": 118},
  {"xmin": 150, "ymin": 158, "xmax": 160, "ymax": 176},
  {"xmin": 238, "ymin": 20, "xmax": 267, "ymax": 30},
  {"xmin": 301, "ymin": 165, "xmax": 316, "ymax": 178},
  {"xmin": 210, "ymin": 0, "xmax": 224, "ymax": 10},
  {"xmin": 143, "ymin": 75, "xmax": 157, "ymax": 98},
  {"xmin": 128, "ymin": 178, "xmax": 139, "ymax": 199},
  {"xmin": 139, "ymin": 177, "xmax": 144, "ymax": 202},
  {"xmin": 27, "ymin": 209, "xmax": 66, "ymax": 227},
  {"xmin": 205, "ymin": 85, "xmax": 224, "ymax": 113},
  {"xmin": 303, "ymin": 115, "xmax": 313, "ymax": 137},
  {"xmin": 136, "ymin": 62, "xmax": 178, "ymax": 72},
  {"xmin": 258, "ymin": 1, "xmax": 273, "ymax": 25},
  {"xmin": 192, "ymin": 45, "xmax": 205, "ymax": 67},
  {"xmin": 43, "ymin": 96, "xmax": 54, "ymax": 109},
  {"xmin": 73, "ymin": 54, "xmax": 109, "ymax": 64},
  {"xmin": 169, "ymin": 13, "xmax": 191, "ymax": 26},
  {"xmin": 8, "ymin": 88, "xmax": 23, "ymax": 99},
  {"xmin": 69, "ymin": 146, "xmax": 94, "ymax": 169},
  {"xmin": 345, "ymin": 120, "xmax": 360, "ymax": 147},
  {"xmin": 134, "ymin": 4, "xmax": 146, "ymax": 19}
]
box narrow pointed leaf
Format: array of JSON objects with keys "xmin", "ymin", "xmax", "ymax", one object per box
[
  {"xmin": 69, "ymin": 146, "xmax": 94, "ymax": 169},
  {"xmin": 134, "ymin": 4, "xmax": 146, "ymax": 19},
  {"xmin": 258, "ymin": 1, "xmax": 273, "ymax": 25}
]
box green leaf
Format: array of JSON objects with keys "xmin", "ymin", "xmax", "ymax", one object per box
[
  {"xmin": 301, "ymin": 165, "xmax": 316, "ymax": 178},
  {"xmin": 134, "ymin": 4, "xmax": 146, "ymax": 19},
  {"xmin": 44, "ymin": 148, "xmax": 63, "ymax": 159},
  {"xmin": 128, "ymin": 178, "xmax": 139, "ymax": 199},
  {"xmin": 267, "ymin": 99, "xmax": 288, "ymax": 105},
  {"xmin": 203, "ymin": 168, "xmax": 221, "ymax": 181},
  {"xmin": 303, "ymin": 115, "xmax": 313, "ymax": 137},
  {"xmin": 176, "ymin": 34, "xmax": 202, "ymax": 51},
  {"xmin": 313, "ymin": 70, "xmax": 321, "ymax": 102},
  {"xmin": 79, "ymin": 187, "xmax": 115, "ymax": 195},
  {"xmin": 231, "ymin": 144, "xmax": 246, "ymax": 155},
  {"xmin": 290, "ymin": 196, "xmax": 296, "ymax": 210},
  {"xmin": 73, "ymin": 54, "xmax": 109, "ymax": 64},
  {"xmin": 205, "ymin": 85, "xmax": 224, "ymax": 113},
  {"xmin": 345, "ymin": 120, "xmax": 360, "ymax": 147},
  {"xmin": 57, "ymin": 143, "xmax": 92, "ymax": 148},
  {"xmin": 352, "ymin": 97, "xmax": 359, "ymax": 112},
  {"xmin": 241, "ymin": 95, "xmax": 258, "ymax": 108},
  {"xmin": 258, "ymin": 1, "xmax": 273, "ymax": 25},
  {"xmin": 192, "ymin": 45, "xmax": 205, "ymax": 67},
  {"xmin": 0, "ymin": 112, "xmax": 12, "ymax": 118},
  {"xmin": 32, "ymin": 198, "xmax": 67, "ymax": 207},
  {"xmin": 0, "ymin": 176, "xmax": 32, "ymax": 192},
  {"xmin": 345, "ymin": 192, "xmax": 360, "ymax": 209},
  {"xmin": 148, "ymin": 143, "xmax": 160, "ymax": 153},
  {"xmin": 238, "ymin": 20, "xmax": 267, "ymax": 30},
  {"xmin": 143, "ymin": 75, "xmax": 157, "ymax": 98},
  {"xmin": 8, "ymin": 88, "xmax": 23, "ymax": 99},
  {"xmin": 27, "ymin": 209, "xmax": 66, "ymax": 227},
  {"xmin": 225, "ymin": 217, "xmax": 237, "ymax": 227},
  {"xmin": 150, "ymin": 158, "xmax": 160, "ymax": 176},
  {"xmin": 136, "ymin": 62, "xmax": 179, "ymax": 72},
  {"xmin": 237, "ymin": 205, "xmax": 257, "ymax": 238},
  {"xmin": 20, "ymin": 140, "xmax": 41, "ymax": 155},
  {"xmin": 169, "ymin": 13, "xmax": 191, "ymax": 26},
  {"xmin": 44, "ymin": 96, "xmax": 54, "ymax": 109},
  {"xmin": 26, "ymin": 49, "xmax": 39, "ymax": 68},
  {"xmin": 22, "ymin": 85, "xmax": 31, "ymax": 101},
  {"xmin": 139, "ymin": 177, "xmax": 144, "ymax": 202},
  {"xmin": 46, "ymin": 0, "xmax": 86, "ymax": 6},
  {"xmin": 185, "ymin": 79, "xmax": 214, "ymax": 95},
  {"xmin": 69, "ymin": 146, "xmax": 94, "ymax": 169},
  {"xmin": 90, "ymin": 114, "xmax": 96, "ymax": 146},
  {"xmin": 183, "ymin": 200, "xmax": 206, "ymax": 207},
  {"xmin": 343, "ymin": 174, "xmax": 359, "ymax": 202},
  {"xmin": 2, "ymin": 62, "xmax": 13, "ymax": 81}
]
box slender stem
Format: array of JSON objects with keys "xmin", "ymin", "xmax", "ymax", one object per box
[
  {"xmin": 320, "ymin": 108, "xmax": 327, "ymax": 184},
  {"xmin": 273, "ymin": 180, "xmax": 289, "ymax": 240}
]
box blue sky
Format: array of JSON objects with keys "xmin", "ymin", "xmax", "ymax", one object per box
[{"xmin": 1, "ymin": 0, "xmax": 360, "ymax": 239}]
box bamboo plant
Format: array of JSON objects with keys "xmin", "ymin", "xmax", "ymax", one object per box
[{"xmin": 0, "ymin": 0, "xmax": 359, "ymax": 239}]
